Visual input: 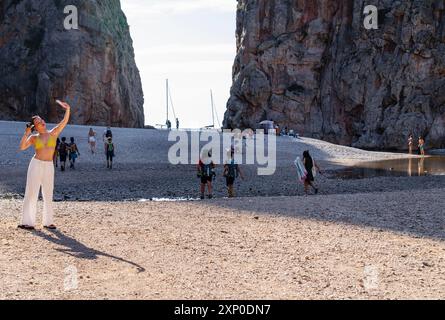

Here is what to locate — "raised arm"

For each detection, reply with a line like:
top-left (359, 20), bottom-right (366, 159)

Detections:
top-left (50, 100), bottom-right (71, 137)
top-left (19, 126), bottom-right (35, 151)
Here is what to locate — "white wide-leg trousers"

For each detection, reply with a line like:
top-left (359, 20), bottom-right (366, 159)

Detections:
top-left (21, 157), bottom-right (55, 227)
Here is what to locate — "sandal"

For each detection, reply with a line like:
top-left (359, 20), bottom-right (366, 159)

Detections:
top-left (18, 225), bottom-right (35, 230)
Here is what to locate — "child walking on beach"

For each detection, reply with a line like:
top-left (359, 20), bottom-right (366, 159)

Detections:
top-left (223, 148), bottom-right (245, 198)
top-left (197, 149), bottom-right (215, 199)
top-left (69, 137), bottom-right (80, 169)
top-left (18, 100), bottom-right (71, 230)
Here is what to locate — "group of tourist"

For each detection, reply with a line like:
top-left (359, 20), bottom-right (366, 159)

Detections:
top-left (51, 126), bottom-right (115, 171)
top-left (408, 134), bottom-right (426, 156)
top-left (196, 147), bottom-right (321, 200)
top-left (52, 136), bottom-right (80, 171)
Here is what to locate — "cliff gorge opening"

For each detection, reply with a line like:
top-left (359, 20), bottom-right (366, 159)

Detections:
top-left (224, 0), bottom-right (445, 150)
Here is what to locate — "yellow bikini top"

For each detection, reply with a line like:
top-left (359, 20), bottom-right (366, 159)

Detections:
top-left (35, 135), bottom-right (57, 150)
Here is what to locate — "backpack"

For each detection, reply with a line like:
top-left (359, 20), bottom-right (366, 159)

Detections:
top-left (201, 163), bottom-right (212, 178)
top-left (226, 159), bottom-right (238, 178)
top-left (58, 142), bottom-right (67, 155)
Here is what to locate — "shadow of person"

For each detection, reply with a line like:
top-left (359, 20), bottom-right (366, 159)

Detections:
top-left (32, 229), bottom-right (145, 273)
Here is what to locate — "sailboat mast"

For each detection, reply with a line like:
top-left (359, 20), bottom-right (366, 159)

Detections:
top-left (166, 79), bottom-right (169, 123)
top-left (210, 90), bottom-right (215, 128)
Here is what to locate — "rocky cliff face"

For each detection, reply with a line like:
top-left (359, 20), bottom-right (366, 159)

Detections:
top-left (0, 0), bottom-right (144, 127)
top-left (224, 0), bottom-right (445, 149)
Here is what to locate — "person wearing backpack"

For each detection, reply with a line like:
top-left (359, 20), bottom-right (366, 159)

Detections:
top-left (103, 126), bottom-right (113, 154)
top-left (58, 137), bottom-right (69, 172)
top-left (223, 148), bottom-right (245, 198)
top-left (197, 149), bottom-right (215, 199)
top-left (68, 137), bottom-right (80, 169)
top-left (106, 137), bottom-right (115, 169)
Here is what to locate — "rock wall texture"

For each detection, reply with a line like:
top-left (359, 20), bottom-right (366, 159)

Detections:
top-left (224, 0), bottom-right (445, 149)
top-left (0, 0), bottom-right (144, 127)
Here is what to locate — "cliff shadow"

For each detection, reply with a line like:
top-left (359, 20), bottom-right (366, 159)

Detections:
top-left (202, 189), bottom-right (445, 242)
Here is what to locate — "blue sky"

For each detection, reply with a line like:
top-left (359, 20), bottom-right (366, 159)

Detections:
top-left (120, 0), bottom-right (237, 128)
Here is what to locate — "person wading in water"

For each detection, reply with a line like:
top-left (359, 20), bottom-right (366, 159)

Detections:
top-left (18, 100), bottom-right (71, 230)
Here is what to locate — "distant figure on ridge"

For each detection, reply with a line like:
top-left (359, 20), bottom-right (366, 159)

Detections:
top-left (176, 118), bottom-right (180, 130)
top-left (18, 100), bottom-right (71, 230)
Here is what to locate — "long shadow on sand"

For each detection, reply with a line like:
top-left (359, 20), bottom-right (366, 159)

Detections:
top-left (32, 229), bottom-right (145, 273)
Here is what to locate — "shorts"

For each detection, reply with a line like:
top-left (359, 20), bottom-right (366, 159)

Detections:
top-left (89, 137), bottom-right (96, 143)
top-left (69, 153), bottom-right (77, 161)
top-left (225, 176), bottom-right (235, 186)
top-left (59, 154), bottom-right (67, 162)
top-left (107, 151), bottom-right (114, 161)
top-left (200, 176), bottom-right (212, 184)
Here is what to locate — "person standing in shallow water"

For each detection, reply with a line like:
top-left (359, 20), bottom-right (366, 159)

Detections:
top-left (18, 100), bottom-right (71, 230)
top-left (408, 134), bottom-right (414, 154)
top-left (418, 136), bottom-right (426, 156)
top-left (302, 150), bottom-right (321, 195)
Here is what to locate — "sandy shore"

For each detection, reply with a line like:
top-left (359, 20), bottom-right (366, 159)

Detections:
top-left (1, 189), bottom-right (444, 300)
top-left (1, 120), bottom-right (445, 299)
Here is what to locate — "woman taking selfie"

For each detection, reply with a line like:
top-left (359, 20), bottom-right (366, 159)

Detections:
top-left (18, 100), bottom-right (71, 230)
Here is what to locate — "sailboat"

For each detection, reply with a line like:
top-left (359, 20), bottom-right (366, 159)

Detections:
top-left (164, 79), bottom-right (178, 129)
top-left (204, 89), bottom-right (221, 130)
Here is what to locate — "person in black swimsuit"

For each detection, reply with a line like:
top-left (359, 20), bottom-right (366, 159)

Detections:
top-left (303, 150), bottom-right (321, 195)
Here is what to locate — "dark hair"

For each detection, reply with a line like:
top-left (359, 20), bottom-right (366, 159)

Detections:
top-left (62, 137), bottom-right (66, 142)
top-left (27, 115), bottom-right (39, 132)
top-left (303, 150), bottom-right (311, 158)
top-left (70, 137), bottom-right (75, 143)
